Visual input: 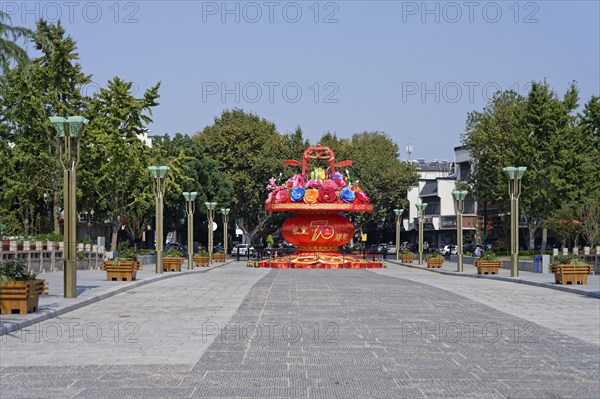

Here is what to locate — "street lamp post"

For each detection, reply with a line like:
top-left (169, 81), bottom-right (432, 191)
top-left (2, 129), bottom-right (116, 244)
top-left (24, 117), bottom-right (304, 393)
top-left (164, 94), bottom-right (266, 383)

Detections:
top-left (452, 190), bottom-right (468, 272)
top-left (416, 202), bottom-right (428, 265)
top-left (183, 192), bottom-right (198, 270)
top-left (221, 208), bottom-right (230, 258)
top-left (205, 202), bottom-right (217, 263)
top-left (49, 116), bottom-right (89, 298)
top-left (393, 209), bottom-right (404, 261)
top-left (149, 165), bottom-right (170, 274)
top-left (503, 166), bottom-right (526, 277)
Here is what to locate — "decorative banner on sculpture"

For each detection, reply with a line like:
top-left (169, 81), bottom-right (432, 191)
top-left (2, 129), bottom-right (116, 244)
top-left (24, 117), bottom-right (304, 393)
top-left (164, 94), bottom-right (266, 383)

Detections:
top-left (282, 214), bottom-right (354, 248)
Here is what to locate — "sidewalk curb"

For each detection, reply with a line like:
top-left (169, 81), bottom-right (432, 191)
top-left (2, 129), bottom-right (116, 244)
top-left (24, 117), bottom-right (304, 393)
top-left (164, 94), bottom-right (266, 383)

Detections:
top-left (385, 260), bottom-right (600, 299)
top-left (0, 261), bottom-right (235, 336)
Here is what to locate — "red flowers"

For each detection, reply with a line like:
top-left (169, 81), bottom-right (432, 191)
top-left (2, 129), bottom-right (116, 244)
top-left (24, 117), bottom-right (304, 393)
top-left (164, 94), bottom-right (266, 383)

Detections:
top-left (318, 187), bottom-right (337, 203)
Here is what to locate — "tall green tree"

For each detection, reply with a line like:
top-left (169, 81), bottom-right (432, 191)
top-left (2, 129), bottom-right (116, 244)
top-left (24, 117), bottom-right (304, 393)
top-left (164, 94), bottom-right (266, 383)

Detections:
top-left (195, 109), bottom-right (305, 245)
top-left (463, 81), bottom-right (599, 252)
top-left (0, 20), bottom-right (91, 235)
top-left (151, 133), bottom-right (233, 246)
top-left (80, 77), bottom-right (160, 250)
top-left (462, 90), bottom-right (525, 206)
top-left (518, 81), bottom-right (597, 250)
top-left (318, 131), bottom-right (418, 238)
top-left (0, 11), bottom-right (33, 71)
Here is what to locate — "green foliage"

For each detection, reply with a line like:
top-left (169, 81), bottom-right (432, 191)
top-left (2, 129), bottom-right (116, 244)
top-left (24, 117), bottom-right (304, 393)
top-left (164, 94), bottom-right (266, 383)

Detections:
top-left (462, 81), bottom-right (600, 250)
top-left (151, 133), bottom-right (233, 236)
top-left (80, 77), bottom-right (160, 250)
top-left (575, 192), bottom-right (600, 247)
top-left (425, 253), bottom-right (443, 260)
top-left (0, 11), bottom-right (33, 71)
top-left (195, 250), bottom-right (209, 256)
top-left (0, 259), bottom-right (37, 282)
top-left (463, 90), bottom-right (524, 205)
top-left (34, 232), bottom-right (63, 242)
top-left (480, 250), bottom-right (498, 260)
top-left (0, 20), bottom-right (91, 236)
top-left (400, 248), bottom-right (413, 254)
top-left (114, 242), bottom-right (137, 262)
top-left (195, 109), bottom-right (303, 245)
top-left (163, 248), bottom-right (183, 257)
top-left (318, 131), bottom-right (418, 231)
top-left (554, 255), bottom-right (585, 265)
top-left (545, 206), bottom-right (581, 249)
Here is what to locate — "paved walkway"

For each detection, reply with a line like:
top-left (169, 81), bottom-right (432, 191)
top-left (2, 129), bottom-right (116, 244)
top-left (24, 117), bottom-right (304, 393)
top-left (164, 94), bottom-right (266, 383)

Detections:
top-left (387, 258), bottom-right (600, 298)
top-left (0, 260), bottom-right (237, 335)
top-left (1, 263), bottom-right (599, 398)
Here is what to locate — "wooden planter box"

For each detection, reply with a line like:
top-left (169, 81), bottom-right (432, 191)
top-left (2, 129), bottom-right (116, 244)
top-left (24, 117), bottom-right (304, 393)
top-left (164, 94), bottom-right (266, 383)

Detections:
top-left (0, 280), bottom-right (48, 315)
top-left (549, 264), bottom-right (593, 285)
top-left (475, 259), bottom-right (502, 275)
top-left (212, 253), bottom-right (226, 262)
top-left (194, 255), bottom-right (210, 267)
top-left (400, 253), bottom-right (415, 263)
top-left (102, 260), bottom-right (141, 281)
top-left (163, 257), bottom-right (184, 272)
top-left (426, 257), bottom-right (444, 268)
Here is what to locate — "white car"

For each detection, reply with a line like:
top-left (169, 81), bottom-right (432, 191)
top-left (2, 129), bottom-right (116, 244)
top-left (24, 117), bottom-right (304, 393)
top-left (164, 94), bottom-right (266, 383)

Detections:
top-left (234, 244), bottom-right (255, 256)
top-left (440, 245), bottom-right (458, 256)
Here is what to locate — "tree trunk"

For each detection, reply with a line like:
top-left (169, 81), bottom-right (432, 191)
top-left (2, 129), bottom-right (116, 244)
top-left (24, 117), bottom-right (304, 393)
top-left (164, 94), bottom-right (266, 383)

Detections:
top-left (528, 219), bottom-right (538, 250)
top-left (111, 224), bottom-right (119, 251)
top-left (541, 227), bottom-right (548, 255)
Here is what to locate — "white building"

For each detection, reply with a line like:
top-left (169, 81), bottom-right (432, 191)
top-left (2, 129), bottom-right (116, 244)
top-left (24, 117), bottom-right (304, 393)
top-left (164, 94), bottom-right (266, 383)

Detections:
top-left (404, 148), bottom-right (477, 248)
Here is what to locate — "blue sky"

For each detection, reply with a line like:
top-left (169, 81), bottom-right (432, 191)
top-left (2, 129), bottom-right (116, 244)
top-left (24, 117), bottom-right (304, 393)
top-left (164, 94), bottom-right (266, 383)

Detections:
top-left (9, 0), bottom-right (600, 161)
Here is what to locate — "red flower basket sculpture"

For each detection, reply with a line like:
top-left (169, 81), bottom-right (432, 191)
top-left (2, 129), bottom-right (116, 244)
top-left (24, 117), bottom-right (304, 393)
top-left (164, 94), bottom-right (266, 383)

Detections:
top-left (259, 144), bottom-right (381, 269)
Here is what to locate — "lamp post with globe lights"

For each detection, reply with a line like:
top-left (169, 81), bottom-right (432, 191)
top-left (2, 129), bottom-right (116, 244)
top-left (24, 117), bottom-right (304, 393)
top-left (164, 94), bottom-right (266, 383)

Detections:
top-left (503, 166), bottom-right (526, 277)
top-left (183, 192), bottom-right (198, 270)
top-left (49, 116), bottom-right (89, 298)
top-left (452, 190), bottom-right (468, 272)
top-left (149, 165), bottom-right (170, 274)
top-left (205, 202), bottom-right (217, 263)
top-left (393, 208), bottom-right (404, 261)
top-left (416, 202), bottom-right (428, 265)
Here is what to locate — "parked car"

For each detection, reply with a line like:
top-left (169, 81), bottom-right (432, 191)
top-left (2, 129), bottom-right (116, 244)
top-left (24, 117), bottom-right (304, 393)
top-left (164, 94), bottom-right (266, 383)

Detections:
top-left (386, 245), bottom-right (397, 255)
top-left (165, 242), bottom-right (186, 252)
top-left (367, 244), bottom-right (387, 254)
top-left (440, 244), bottom-right (457, 256)
top-left (233, 244), bottom-right (255, 256)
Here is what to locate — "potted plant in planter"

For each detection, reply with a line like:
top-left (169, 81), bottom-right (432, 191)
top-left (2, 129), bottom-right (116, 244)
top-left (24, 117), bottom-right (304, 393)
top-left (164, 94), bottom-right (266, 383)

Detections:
top-left (549, 255), bottom-right (593, 285)
top-left (475, 250), bottom-right (502, 275)
top-left (163, 248), bottom-right (184, 272)
top-left (0, 259), bottom-right (48, 315)
top-left (194, 250), bottom-right (210, 267)
top-left (102, 243), bottom-right (141, 281)
top-left (212, 250), bottom-right (226, 263)
top-left (425, 253), bottom-right (444, 268)
top-left (400, 248), bottom-right (415, 263)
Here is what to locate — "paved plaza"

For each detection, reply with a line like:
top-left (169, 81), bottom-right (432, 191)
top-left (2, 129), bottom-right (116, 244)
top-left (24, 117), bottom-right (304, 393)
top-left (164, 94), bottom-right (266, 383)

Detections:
top-left (1, 262), bottom-right (599, 398)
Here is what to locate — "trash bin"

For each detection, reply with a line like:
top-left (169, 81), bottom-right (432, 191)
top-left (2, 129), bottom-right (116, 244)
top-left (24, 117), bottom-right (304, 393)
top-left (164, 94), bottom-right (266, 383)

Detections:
top-left (533, 255), bottom-right (542, 273)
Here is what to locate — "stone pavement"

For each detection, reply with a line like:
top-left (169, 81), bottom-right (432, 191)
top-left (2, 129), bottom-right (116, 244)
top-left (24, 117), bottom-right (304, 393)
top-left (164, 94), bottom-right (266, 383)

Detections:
top-left (0, 260), bottom-right (236, 335)
top-left (388, 258), bottom-right (600, 298)
top-left (1, 263), bottom-right (599, 398)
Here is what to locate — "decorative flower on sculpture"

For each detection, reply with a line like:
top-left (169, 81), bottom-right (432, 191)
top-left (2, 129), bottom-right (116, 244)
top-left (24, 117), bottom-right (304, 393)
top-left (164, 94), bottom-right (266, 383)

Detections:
top-left (318, 187), bottom-right (337, 203)
top-left (266, 145), bottom-right (370, 206)
top-left (291, 187), bottom-right (306, 202)
top-left (340, 187), bottom-right (355, 203)
top-left (303, 189), bottom-right (319, 204)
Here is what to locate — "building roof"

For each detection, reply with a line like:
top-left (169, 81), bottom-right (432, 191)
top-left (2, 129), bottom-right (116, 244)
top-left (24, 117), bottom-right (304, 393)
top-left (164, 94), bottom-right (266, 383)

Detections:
top-left (419, 181), bottom-right (438, 197)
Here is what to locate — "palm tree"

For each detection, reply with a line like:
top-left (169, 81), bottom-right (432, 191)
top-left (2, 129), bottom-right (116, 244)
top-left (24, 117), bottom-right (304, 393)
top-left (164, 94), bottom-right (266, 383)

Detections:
top-left (0, 11), bottom-right (33, 70)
